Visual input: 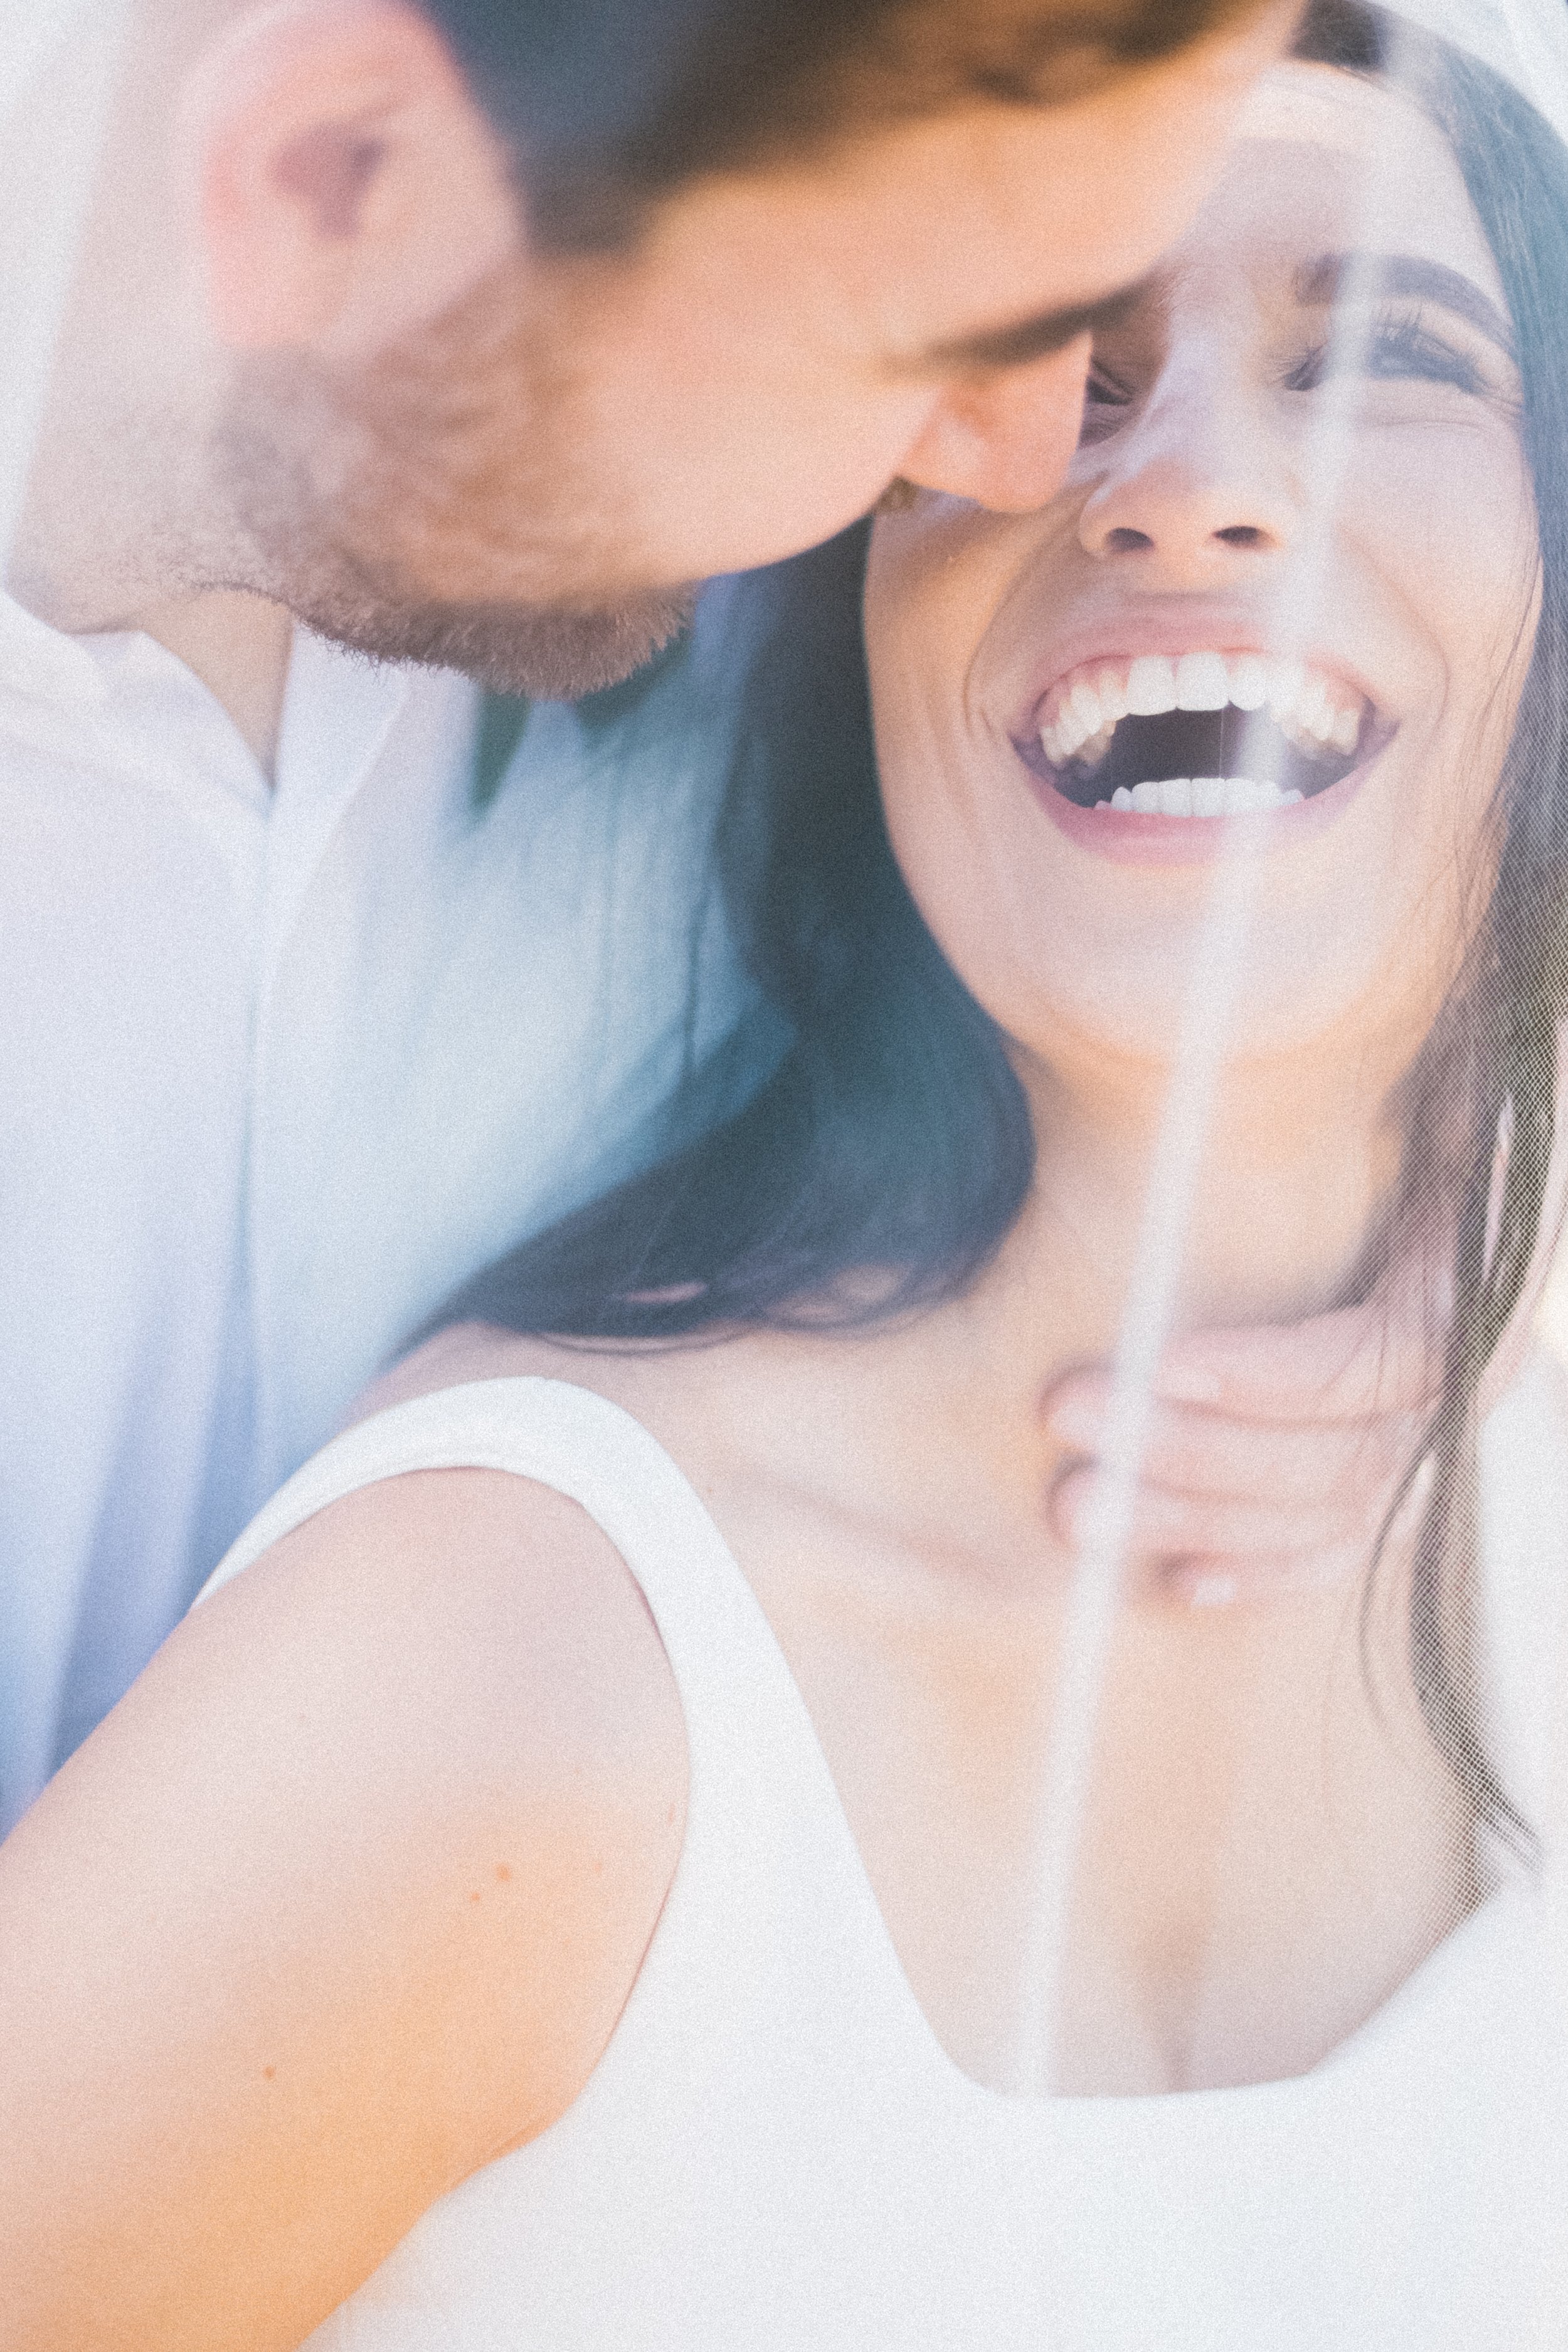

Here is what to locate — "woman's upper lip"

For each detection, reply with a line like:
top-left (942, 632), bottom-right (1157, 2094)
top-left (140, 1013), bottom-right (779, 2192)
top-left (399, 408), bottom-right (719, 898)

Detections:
top-left (1008, 612), bottom-right (1387, 740)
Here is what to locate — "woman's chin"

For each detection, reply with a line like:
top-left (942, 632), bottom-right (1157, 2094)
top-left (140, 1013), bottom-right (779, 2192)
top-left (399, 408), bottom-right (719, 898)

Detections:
top-left (998, 924), bottom-right (1406, 1074)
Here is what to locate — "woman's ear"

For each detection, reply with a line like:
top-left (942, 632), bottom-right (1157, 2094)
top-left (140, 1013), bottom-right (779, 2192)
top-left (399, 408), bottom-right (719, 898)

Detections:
top-left (179, 0), bottom-right (522, 359)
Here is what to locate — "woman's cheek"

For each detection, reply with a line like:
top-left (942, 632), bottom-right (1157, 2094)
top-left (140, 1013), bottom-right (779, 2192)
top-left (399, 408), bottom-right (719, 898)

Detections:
top-left (1350, 423), bottom-right (1535, 675)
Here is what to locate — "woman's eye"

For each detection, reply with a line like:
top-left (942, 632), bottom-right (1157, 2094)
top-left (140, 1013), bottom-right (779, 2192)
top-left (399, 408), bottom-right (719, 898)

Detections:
top-left (1083, 366), bottom-right (1133, 408)
top-left (1079, 364), bottom-right (1136, 439)
top-left (1287, 307), bottom-right (1488, 398)
top-left (1365, 316), bottom-right (1487, 393)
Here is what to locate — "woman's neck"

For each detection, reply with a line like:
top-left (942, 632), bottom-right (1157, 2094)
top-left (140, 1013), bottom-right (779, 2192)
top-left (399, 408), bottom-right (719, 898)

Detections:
top-left (620, 1036), bottom-right (1413, 1590)
top-left (1010, 1039), bottom-right (1407, 1352)
top-left (748, 1039), bottom-right (1411, 1573)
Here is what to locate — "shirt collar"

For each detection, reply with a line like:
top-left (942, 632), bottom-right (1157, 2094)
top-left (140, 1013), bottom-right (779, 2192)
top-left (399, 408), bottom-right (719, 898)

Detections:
top-left (0, 591), bottom-right (109, 709)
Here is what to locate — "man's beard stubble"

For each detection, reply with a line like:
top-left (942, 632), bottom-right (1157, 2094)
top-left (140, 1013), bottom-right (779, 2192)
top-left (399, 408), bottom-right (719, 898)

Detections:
top-left (270, 577), bottom-right (699, 701)
top-left (216, 269), bottom-right (697, 699)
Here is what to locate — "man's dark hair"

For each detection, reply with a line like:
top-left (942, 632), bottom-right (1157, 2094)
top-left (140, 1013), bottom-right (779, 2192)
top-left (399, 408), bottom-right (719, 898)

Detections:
top-left (418, 0), bottom-right (1270, 251)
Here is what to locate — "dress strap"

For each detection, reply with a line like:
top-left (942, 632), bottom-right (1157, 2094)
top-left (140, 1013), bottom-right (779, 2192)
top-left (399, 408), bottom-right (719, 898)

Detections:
top-left (197, 1372), bottom-right (810, 1724)
top-left (194, 1375), bottom-right (859, 1910)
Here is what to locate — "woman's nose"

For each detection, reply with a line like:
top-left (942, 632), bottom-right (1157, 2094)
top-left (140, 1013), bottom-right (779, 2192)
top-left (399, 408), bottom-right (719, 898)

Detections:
top-left (1076, 364), bottom-right (1295, 583)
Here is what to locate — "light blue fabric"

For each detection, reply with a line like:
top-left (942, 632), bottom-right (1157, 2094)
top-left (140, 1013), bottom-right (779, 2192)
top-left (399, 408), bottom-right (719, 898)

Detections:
top-left (0, 583), bottom-right (775, 1826)
top-left (243, 596), bottom-right (777, 1491)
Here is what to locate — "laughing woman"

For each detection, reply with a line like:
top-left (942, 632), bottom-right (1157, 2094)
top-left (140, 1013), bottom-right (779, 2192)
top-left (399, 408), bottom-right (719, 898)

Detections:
top-left (5, 5), bottom-right (1568, 2346)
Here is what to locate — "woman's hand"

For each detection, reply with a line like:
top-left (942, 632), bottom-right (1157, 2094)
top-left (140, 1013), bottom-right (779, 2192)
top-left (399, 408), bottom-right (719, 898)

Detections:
top-left (1045, 1300), bottom-right (1436, 1604)
top-left (1045, 1113), bottom-right (1568, 1608)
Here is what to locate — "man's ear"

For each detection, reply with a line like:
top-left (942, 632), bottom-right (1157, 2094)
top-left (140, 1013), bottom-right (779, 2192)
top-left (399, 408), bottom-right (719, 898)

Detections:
top-left (179, 0), bottom-right (522, 358)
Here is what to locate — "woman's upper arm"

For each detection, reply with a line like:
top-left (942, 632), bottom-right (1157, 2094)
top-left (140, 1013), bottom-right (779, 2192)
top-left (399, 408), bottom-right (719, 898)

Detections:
top-left (0, 1468), bottom-right (685, 2352)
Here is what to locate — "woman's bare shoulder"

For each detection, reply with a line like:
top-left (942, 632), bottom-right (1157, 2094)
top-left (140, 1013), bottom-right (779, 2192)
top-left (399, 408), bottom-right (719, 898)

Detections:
top-left (0, 1406), bottom-right (684, 2351)
top-left (220, 1441), bottom-right (682, 1775)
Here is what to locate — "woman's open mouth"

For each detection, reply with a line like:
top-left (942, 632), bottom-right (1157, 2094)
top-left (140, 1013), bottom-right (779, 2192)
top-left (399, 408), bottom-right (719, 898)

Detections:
top-left (1015, 650), bottom-right (1392, 840)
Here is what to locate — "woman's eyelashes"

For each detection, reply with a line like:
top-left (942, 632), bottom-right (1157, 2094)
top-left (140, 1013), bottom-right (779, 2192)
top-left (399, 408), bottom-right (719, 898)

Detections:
top-left (1076, 301), bottom-right (1509, 450)
top-left (1078, 361), bottom-right (1137, 442)
top-left (1283, 304), bottom-right (1495, 398)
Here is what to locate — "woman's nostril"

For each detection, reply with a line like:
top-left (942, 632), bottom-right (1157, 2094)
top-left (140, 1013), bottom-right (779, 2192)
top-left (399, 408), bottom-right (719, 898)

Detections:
top-left (1217, 525), bottom-right (1268, 548)
top-left (1105, 527), bottom-right (1154, 554)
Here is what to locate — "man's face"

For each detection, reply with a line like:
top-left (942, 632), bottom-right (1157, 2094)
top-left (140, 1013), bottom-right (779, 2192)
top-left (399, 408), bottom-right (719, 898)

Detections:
top-left (223, 8), bottom-right (1296, 694)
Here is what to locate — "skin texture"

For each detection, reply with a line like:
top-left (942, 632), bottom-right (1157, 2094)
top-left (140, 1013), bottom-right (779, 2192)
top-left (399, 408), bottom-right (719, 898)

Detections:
top-left (1, 63), bottom-right (1559, 2351)
top-left (9, 0), bottom-right (1296, 724)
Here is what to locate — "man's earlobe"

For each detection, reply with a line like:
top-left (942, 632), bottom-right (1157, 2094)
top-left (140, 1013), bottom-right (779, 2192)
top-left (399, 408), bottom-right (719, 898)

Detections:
top-left (179, 0), bottom-right (522, 358)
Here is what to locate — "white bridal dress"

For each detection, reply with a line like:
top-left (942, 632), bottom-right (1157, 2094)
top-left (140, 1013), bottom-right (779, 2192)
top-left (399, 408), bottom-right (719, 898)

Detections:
top-left (198, 1365), bottom-right (1568, 2352)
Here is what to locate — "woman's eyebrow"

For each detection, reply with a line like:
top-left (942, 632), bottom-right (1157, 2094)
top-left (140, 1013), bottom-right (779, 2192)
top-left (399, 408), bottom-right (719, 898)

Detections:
top-left (1296, 250), bottom-right (1517, 358)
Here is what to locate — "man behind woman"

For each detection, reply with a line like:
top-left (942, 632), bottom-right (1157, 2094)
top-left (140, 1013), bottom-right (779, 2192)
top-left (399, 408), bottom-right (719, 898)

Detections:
top-left (0, 0), bottom-right (1311, 1828)
top-left (4, 4), bottom-right (1567, 2344)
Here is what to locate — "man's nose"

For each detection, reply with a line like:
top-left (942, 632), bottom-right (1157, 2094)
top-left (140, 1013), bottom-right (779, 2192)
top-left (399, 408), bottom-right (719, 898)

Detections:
top-left (896, 336), bottom-right (1095, 513)
top-left (1076, 364), bottom-right (1296, 584)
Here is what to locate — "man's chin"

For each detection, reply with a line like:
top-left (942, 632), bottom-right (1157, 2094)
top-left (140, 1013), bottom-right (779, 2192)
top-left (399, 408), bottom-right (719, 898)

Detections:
top-left (291, 584), bottom-right (700, 699)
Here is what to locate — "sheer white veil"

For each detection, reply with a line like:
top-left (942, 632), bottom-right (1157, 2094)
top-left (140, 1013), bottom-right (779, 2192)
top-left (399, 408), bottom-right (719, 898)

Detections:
top-left (1338, 0), bottom-right (1568, 1904)
top-left (1009, 0), bottom-right (1568, 2134)
top-left (0, 2), bottom-right (130, 575)
top-left (1395, 0), bottom-right (1568, 142)
top-left (0, 0), bottom-right (1563, 2320)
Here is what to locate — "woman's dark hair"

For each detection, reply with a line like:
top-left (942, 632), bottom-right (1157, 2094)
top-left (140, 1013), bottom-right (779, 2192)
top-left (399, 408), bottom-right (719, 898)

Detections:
top-left (445, 3), bottom-right (1568, 1846)
top-left (1300, 1), bottom-right (1568, 1853)
top-left (420, 0), bottom-right (1268, 252)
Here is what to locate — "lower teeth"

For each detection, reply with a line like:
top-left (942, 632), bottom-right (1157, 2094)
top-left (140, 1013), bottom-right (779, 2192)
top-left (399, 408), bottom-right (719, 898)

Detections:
top-left (1099, 776), bottom-right (1306, 818)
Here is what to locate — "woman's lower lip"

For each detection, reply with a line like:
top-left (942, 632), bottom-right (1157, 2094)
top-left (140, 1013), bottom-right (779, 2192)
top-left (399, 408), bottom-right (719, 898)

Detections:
top-left (1024, 752), bottom-right (1382, 866)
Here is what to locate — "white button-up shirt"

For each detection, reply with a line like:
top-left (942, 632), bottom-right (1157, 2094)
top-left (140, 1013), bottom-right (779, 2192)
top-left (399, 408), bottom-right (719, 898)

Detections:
top-left (0, 591), bottom-right (758, 1826)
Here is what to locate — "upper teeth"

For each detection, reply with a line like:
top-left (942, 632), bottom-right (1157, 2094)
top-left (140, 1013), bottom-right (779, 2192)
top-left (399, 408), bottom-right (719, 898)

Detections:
top-left (1039, 652), bottom-right (1367, 770)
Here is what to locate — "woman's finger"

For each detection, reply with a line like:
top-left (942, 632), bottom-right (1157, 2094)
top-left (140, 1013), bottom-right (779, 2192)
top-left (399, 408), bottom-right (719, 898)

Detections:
top-left (1155, 1539), bottom-right (1384, 1611)
top-left (1148, 1283), bottom-right (1445, 1421)
top-left (1045, 1389), bottom-right (1422, 1510)
top-left (1048, 1459), bottom-right (1358, 1565)
top-left (1154, 1463), bottom-right (1438, 1609)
